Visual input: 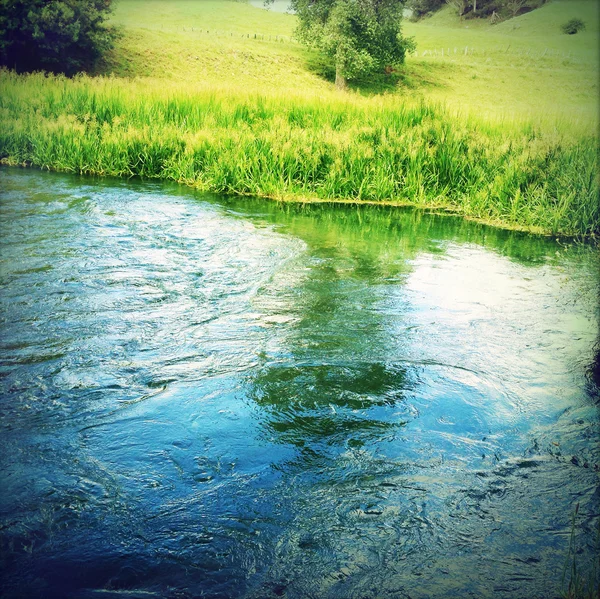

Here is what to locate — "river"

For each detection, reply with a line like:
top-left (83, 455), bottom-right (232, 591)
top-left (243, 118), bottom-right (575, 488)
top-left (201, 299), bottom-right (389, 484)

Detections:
top-left (1, 168), bottom-right (598, 598)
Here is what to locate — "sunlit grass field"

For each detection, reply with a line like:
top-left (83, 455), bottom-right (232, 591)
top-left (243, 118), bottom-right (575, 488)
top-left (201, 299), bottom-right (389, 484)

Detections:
top-left (0, 0), bottom-right (598, 235)
top-left (102, 0), bottom-right (599, 124)
top-left (402, 1), bottom-right (599, 123)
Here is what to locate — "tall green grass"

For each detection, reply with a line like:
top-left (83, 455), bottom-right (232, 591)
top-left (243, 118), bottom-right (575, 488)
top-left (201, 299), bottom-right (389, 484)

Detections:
top-left (0, 70), bottom-right (598, 236)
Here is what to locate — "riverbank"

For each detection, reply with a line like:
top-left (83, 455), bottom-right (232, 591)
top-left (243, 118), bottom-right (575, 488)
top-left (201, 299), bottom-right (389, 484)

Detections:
top-left (0, 0), bottom-right (598, 237)
top-left (1, 70), bottom-right (598, 237)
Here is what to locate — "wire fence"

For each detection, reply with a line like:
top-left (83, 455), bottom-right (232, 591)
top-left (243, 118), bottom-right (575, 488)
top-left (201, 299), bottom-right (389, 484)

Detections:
top-left (414, 45), bottom-right (575, 60)
top-left (159, 26), bottom-right (297, 43)
top-left (155, 27), bottom-right (579, 61)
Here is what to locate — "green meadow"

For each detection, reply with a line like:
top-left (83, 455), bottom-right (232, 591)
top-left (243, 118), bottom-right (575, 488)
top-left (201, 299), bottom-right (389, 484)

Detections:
top-left (0, 0), bottom-right (598, 236)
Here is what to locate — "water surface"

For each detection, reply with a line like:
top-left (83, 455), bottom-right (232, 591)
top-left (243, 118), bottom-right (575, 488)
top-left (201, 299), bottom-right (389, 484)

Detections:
top-left (0, 168), bottom-right (598, 598)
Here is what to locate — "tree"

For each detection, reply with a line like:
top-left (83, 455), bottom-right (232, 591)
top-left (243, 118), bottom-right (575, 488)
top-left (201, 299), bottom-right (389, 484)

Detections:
top-left (446, 0), bottom-right (469, 17)
top-left (406, 0), bottom-right (445, 19)
top-left (278, 0), bottom-right (414, 90)
top-left (0, 0), bottom-right (116, 75)
top-left (504, 0), bottom-right (527, 17)
top-left (433, 0), bottom-right (546, 20)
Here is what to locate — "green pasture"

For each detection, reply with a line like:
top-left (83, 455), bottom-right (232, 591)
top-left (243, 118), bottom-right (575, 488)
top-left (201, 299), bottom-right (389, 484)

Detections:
top-left (103, 0), bottom-right (599, 125)
top-left (402, 1), bottom-right (599, 123)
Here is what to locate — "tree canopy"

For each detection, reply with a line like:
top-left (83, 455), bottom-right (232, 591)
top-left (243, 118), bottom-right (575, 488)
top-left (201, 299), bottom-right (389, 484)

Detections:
top-left (278, 0), bottom-right (414, 89)
top-left (406, 0), bottom-right (547, 20)
top-left (0, 0), bottom-right (116, 75)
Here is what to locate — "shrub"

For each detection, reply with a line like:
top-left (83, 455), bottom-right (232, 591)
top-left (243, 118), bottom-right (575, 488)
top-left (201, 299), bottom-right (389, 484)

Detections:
top-left (0, 0), bottom-right (116, 75)
top-left (561, 18), bottom-right (585, 35)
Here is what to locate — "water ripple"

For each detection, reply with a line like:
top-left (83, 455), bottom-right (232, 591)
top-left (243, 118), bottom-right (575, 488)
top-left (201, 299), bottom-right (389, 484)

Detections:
top-left (1, 169), bottom-right (598, 599)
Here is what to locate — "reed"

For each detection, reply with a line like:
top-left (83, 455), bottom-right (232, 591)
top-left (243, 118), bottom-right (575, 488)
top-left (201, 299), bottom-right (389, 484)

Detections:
top-left (561, 503), bottom-right (600, 599)
top-left (0, 70), bottom-right (598, 236)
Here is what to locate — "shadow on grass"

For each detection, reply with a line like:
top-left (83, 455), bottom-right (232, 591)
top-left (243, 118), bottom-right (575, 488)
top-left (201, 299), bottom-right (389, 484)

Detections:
top-left (303, 49), bottom-right (453, 95)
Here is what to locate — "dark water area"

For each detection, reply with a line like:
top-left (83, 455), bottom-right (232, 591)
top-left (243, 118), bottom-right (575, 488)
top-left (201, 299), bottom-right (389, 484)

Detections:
top-left (0, 167), bottom-right (598, 599)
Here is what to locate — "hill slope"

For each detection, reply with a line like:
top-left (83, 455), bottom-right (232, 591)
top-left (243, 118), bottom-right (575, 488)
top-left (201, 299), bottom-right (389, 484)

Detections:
top-left (102, 0), bottom-right (599, 124)
top-left (402, 0), bottom-right (599, 122)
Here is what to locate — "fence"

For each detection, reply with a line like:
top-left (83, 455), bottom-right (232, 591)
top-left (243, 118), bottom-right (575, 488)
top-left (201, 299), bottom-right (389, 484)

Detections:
top-left (152, 27), bottom-right (577, 61)
top-left (414, 46), bottom-right (574, 60)
top-left (158, 25), bottom-right (297, 43)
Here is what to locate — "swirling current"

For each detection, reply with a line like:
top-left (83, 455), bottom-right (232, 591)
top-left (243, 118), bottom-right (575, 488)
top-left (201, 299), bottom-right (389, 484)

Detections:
top-left (0, 168), bottom-right (599, 599)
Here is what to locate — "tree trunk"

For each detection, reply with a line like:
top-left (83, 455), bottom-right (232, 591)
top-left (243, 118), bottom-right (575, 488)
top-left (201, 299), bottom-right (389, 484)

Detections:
top-left (335, 63), bottom-right (347, 90)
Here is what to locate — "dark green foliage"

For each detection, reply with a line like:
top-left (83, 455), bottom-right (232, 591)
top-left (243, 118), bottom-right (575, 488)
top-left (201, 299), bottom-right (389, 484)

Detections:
top-left (411, 0), bottom-right (547, 20)
top-left (561, 18), bottom-right (585, 35)
top-left (0, 0), bottom-right (116, 75)
top-left (406, 0), bottom-right (445, 19)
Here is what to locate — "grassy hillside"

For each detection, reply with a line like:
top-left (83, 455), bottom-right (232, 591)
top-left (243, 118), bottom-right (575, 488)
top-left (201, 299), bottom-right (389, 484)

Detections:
top-left (0, 0), bottom-right (598, 236)
top-left (101, 0), bottom-right (312, 89)
top-left (403, 1), bottom-right (599, 123)
top-left (102, 0), bottom-right (599, 125)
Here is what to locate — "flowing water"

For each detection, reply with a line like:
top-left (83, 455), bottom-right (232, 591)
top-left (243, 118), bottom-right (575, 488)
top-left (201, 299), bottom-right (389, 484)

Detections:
top-left (0, 168), bottom-right (598, 599)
